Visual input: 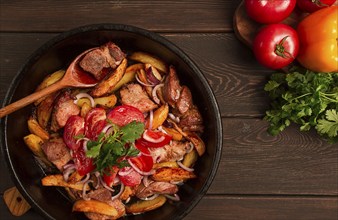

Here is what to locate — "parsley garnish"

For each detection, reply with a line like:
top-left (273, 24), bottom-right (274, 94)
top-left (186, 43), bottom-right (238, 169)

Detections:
top-left (264, 66), bottom-right (338, 143)
top-left (85, 121), bottom-right (145, 173)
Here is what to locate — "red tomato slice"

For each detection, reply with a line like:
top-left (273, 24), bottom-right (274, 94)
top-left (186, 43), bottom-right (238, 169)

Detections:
top-left (118, 167), bottom-right (142, 186)
top-left (103, 166), bottom-right (119, 187)
top-left (137, 130), bottom-right (172, 148)
top-left (72, 147), bottom-right (95, 176)
top-left (85, 107), bottom-right (107, 140)
top-left (107, 105), bottom-right (145, 127)
top-left (129, 154), bottom-right (153, 172)
top-left (63, 115), bottom-right (85, 150)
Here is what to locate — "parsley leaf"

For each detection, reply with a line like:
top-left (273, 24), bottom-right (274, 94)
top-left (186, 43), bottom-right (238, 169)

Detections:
top-left (85, 121), bottom-right (145, 173)
top-left (264, 66), bottom-right (338, 143)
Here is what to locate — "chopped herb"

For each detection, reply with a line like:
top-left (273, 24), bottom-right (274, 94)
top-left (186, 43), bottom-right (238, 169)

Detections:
top-left (85, 121), bottom-right (145, 173)
top-left (264, 66), bottom-right (338, 143)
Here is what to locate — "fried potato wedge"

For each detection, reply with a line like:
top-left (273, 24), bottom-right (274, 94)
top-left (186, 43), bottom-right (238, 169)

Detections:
top-left (91, 58), bottom-right (127, 97)
top-left (137, 68), bottom-right (153, 97)
top-left (126, 195), bottom-right (166, 214)
top-left (182, 148), bottom-right (198, 168)
top-left (129, 52), bottom-right (167, 74)
top-left (23, 134), bottom-right (52, 166)
top-left (72, 200), bottom-right (119, 217)
top-left (27, 117), bottom-right (49, 141)
top-left (153, 161), bottom-right (179, 169)
top-left (34, 70), bottom-right (65, 105)
top-left (41, 174), bottom-right (89, 191)
top-left (120, 186), bottom-right (135, 201)
top-left (67, 171), bottom-right (84, 184)
top-left (36, 93), bottom-right (58, 129)
top-left (185, 132), bottom-right (205, 156)
top-left (80, 102), bottom-right (91, 118)
top-left (148, 104), bottom-right (169, 129)
top-left (161, 126), bottom-right (183, 141)
top-left (151, 167), bottom-right (196, 182)
top-left (94, 94), bottom-right (117, 108)
top-left (111, 63), bottom-right (143, 92)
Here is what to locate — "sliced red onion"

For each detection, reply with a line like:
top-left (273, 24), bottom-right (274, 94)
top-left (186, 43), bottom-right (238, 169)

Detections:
top-left (164, 194), bottom-right (180, 201)
top-left (94, 172), bottom-right (101, 189)
top-left (186, 142), bottom-right (194, 153)
top-left (146, 66), bottom-right (161, 85)
top-left (111, 183), bottom-right (125, 201)
top-left (75, 137), bottom-right (90, 145)
top-left (63, 163), bottom-right (76, 170)
top-left (142, 175), bottom-right (154, 187)
top-left (63, 167), bottom-right (76, 182)
top-left (83, 139), bottom-right (89, 152)
top-left (140, 193), bottom-right (159, 201)
top-left (79, 173), bottom-right (91, 184)
top-left (118, 167), bottom-right (134, 176)
top-left (101, 177), bottom-right (115, 192)
top-left (148, 110), bottom-right (154, 130)
top-left (142, 130), bottom-right (165, 143)
top-left (82, 180), bottom-right (93, 201)
top-left (113, 176), bottom-right (121, 185)
top-left (128, 158), bottom-right (155, 176)
top-left (135, 74), bottom-right (154, 87)
top-left (125, 197), bottom-right (131, 204)
top-left (101, 124), bottom-right (113, 134)
top-left (74, 92), bottom-right (95, 107)
top-left (177, 161), bottom-right (194, 172)
top-left (152, 83), bottom-right (164, 104)
top-left (168, 113), bottom-right (180, 123)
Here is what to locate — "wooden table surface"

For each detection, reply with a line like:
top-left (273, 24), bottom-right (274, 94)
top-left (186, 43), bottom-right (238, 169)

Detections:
top-left (0, 1), bottom-right (337, 219)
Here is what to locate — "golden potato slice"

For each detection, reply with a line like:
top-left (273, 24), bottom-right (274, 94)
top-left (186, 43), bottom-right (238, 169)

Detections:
top-left (119, 186), bottom-right (135, 201)
top-left (36, 93), bottom-right (58, 129)
top-left (161, 126), bottom-right (183, 141)
top-left (72, 200), bottom-right (119, 217)
top-left (91, 58), bottom-right (127, 97)
top-left (34, 70), bottom-right (65, 105)
top-left (129, 52), bottom-right (168, 74)
top-left (80, 102), bottom-right (91, 118)
top-left (126, 195), bottom-right (166, 214)
top-left (27, 117), bottom-right (49, 141)
top-left (76, 98), bottom-right (91, 107)
top-left (41, 174), bottom-right (89, 191)
top-left (67, 171), bottom-right (84, 184)
top-left (148, 104), bottom-right (169, 129)
top-left (151, 167), bottom-right (196, 182)
top-left (23, 134), bottom-right (52, 166)
top-left (94, 94), bottom-right (117, 108)
top-left (111, 63), bottom-right (142, 92)
top-left (153, 161), bottom-right (179, 169)
top-left (137, 68), bottom-right (153, 97)
top-left (182, 148), bottom-right (198, 168)
top-left (185, 132), bottom-right (205, 156)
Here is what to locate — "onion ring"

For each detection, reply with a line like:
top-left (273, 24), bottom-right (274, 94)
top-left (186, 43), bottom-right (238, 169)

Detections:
top-left (74, 93), bottom-right (95, 107)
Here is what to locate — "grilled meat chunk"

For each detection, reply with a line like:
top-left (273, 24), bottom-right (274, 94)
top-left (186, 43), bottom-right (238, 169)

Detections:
top-left (84, 199), bottom-right (126, 220)
top-left (87, 188), bottom-right (112, 202)
top-left (150, 140), bottom-right (190, 163)
top-left (176, 86), bottom-right (193, 115)
top-left (120, 83), bottom-right (157, 113)
top-left (163, 66), bottom-right (182, 108)
top-left (80, 42), bottom-right (125, 81)
top-left (41, 137), bottom-right (71, 170)
top-left (50, 90), bottom-right (80, 131)
top-left (135, 182), bottom-right (178, 199)
top-left (179, 106), bottom-right (204, 133)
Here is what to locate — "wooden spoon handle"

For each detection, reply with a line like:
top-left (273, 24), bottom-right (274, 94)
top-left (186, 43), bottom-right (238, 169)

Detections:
top-left (0, 80), bottom-right (66, 118)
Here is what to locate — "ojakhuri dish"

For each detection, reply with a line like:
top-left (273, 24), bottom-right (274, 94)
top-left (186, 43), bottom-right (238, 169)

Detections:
top-left (1, 24), bottom-right (222, 220)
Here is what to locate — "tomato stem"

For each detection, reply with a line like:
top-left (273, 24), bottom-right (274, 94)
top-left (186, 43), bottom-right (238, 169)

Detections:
top-left (275, 36), bottom-right (294, 59)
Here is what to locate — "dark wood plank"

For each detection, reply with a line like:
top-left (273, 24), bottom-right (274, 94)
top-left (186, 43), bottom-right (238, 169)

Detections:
top-left (187, 195), bottom-right (338, 220)
top-left (208, 118), bottom-right (338, 195)
top-left (0, 0), bottom-right (239, 33)
top-left (1, 194), bottom-right (337, 220)
top-left (0, 33), bottom-right (272, 117)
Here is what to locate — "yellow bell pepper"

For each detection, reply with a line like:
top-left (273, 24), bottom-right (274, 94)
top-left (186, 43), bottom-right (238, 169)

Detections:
top-left (297, 6), bottom-right (338, 72)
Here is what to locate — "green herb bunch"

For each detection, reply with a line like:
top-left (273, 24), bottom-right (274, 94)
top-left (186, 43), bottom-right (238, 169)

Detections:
top-left (85, 121), bottom-right (145, 173)
top-left (264, 66), bottom-right (338, 143)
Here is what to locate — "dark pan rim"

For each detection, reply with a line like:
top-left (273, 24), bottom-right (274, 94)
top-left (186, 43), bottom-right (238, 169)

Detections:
top-left (0, 23), bottom-right (223, 220)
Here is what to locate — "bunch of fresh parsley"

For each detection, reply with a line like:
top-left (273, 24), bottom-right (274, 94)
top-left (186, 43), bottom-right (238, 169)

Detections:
top-left (85, 121), bottom-right (145, 173)
top-left (264, 66), bottom-right (338, 143)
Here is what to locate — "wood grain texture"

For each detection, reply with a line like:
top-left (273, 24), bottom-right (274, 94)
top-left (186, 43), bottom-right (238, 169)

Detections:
top-left (0, 0), bottom-right (239, 33)
top-left (208, 118), bottom-right (338, 195)
top-left (187, 195), bottom-right (338, 220)
top-left (0, 33), bottom-right (272, 117)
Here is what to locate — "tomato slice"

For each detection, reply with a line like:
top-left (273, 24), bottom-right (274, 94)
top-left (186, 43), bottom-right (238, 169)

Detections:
top-left (85, 107), bottom-right (107, 140)
top-left (118, 167), bottom-right (142, 186)
top-left (137, 130), bottom-right (172, 148)
top-left (102, 166), bottom-right (119, 187)
top-left (129, 154), bottom-right (153, 172)
top-left (72, 147), bottom-right (95, 176)
top-left (63, 115), bottom-right (85, 150)
top-left (107, 105), bottom-right (145, 127)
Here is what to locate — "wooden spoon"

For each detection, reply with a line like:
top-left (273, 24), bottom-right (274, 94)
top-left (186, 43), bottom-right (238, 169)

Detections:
top-left (0, 47), bottom-right (99, 118)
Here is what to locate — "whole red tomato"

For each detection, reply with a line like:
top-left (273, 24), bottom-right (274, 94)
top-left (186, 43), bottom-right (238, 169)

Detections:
top-left (245, 0), bottom-right (296, 24)
top-left (253, 24), bottom-right (299, 70)
top-left (297, 0), bottom-right (336, 13)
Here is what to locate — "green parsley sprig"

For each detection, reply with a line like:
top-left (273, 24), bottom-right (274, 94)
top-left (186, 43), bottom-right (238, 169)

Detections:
top-left (264, 66), bottom-right (338, 143)
top-left (85, 121), bottom-right (145, 173)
